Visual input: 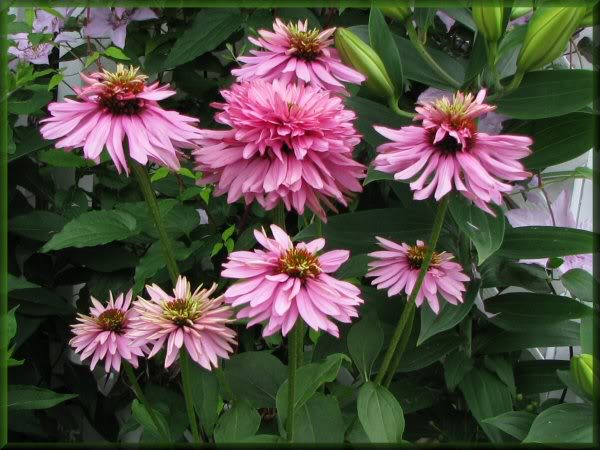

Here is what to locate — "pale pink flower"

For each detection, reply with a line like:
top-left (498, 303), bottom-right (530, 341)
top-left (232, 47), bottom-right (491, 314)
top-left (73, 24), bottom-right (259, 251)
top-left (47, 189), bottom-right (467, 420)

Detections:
top-left (505, 189), bottom-right (593, 274)
top-left (373, 89), bottom-right (532, 214)
top-left (193, 80), bottom-right (365, 220)
top-left (40, 64), bottom-right (202, 174)
top-left (129, 277), bottom-right (236, 370)
top-left (84, 8), bottom-right (157, 49)
top-left (70, 290), bottom-right (146, 373)
top-left (222, 225), bottom-right (364, 337)
top-left (8, 33), bottom-right (53, 67)
top-left (232, 19), bottom-right (365, 94)
top-left (367, 237), bottom-right (470, 314)
top-left (33, 7), bottom-right (76, 34)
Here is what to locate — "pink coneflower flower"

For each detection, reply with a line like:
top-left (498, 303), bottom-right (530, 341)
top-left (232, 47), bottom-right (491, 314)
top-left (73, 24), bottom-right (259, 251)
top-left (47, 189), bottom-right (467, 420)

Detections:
top-left (40, 64), bottom-right (202, 174)
top-left (506, 189), bottom-right (593, 274)
top-left (373, 89), bottom-right (532, 214)
top-left (84, 8), bottom-right (158, 49)
top-left (193, 80), bottom-right (365, 220)
top-left (70, 290), bottom-right (145, 373)
top-left (129, 276), bottom-right (236, 370)
top-left (232, 19), bottom-right (365, 94)
top-left (366, 237), bottom-right (470, 314)
top-left (222, 225), bottom-right (364, 337)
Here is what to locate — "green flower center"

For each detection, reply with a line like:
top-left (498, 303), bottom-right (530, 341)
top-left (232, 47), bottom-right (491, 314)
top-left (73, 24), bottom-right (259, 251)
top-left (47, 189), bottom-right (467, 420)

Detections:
top-left (163, 298), bottom-right (201, 327)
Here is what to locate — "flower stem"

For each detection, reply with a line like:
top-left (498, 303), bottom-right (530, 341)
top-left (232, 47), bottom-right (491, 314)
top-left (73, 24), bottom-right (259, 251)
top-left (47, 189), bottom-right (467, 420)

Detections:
top-left (405, 20), bottom-right (461, 89)
top-left (123, 362), bottom-right (170, 441)
top-left (129, 160), bottom-right (179, 285)
top-left (504, 70), bottom-right (524, 94)
top-left (180, 349), bottom-right (202, 443)
top-left (286, 320), bottom-right (302, 442)
top-left (388, 97), bottom-right (416, 119)
top-left (374, 195), bottom-right (450, 385)
top-left (273, 202), bottom-right (286, 231)
top-left (382, 302), bottom-right (416, 388)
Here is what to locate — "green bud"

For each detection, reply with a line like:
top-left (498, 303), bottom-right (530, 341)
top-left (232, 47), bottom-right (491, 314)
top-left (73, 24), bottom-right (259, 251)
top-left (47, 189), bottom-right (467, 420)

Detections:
top-left (571, 354), bottom-right (598, 398)
top-left (379, 6), bottom-right (412, 23)
top-left (580, 7), bottom-right (596, 27)
top-left (516, 393), bottom-right (524, 401)
top-left (472, 0), bottom-right (505, 42)
top-left (517, 6), bottom-right (588, 73)
top-left (335, 27), bottom-right (395, 100)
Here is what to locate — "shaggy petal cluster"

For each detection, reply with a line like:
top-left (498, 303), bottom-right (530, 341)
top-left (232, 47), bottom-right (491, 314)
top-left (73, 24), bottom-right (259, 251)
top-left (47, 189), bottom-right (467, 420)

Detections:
top-left (366, 237), bottom-right (470, 314)
top-left (373, 89), bottom-right (532, 214)
top-left (129, 276), bottom-right (236, 370)
top-left (84, 8), bottom-right (158, 49)
top-left (505, 189), bottom-right (593, 274)
top-left (70, 290), bottom-right (145, 373)
top-left (222, 225), bottom-right (363, 337)
top-left (193, 80), bottom-right (365, 220)
top-left (232, 19), bottom-right (365, 94)
top-left (40, 64), bottom-right (203, 174)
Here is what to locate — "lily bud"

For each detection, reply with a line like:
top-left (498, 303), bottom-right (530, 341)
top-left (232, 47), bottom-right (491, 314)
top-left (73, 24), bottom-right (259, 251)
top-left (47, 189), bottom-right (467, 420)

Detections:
top-left (379, 6), bottom-right (412, 23)
top-left (335, 27), bottom-right (395, 100)
top-left (472, 0), bottom-right (505, 42)
top-left (570, 354), bottom-right (597, 398)
top-left (580, 7), bottom-right (596, 27)
top-left (517, 6), bottom-right (588, 73)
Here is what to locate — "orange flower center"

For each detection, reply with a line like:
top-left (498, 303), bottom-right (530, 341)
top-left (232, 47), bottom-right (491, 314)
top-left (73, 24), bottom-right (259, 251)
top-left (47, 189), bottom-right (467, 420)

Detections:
top-left (406, 244), bottom-right (442, 270)
top-left (98, 64), bottom-right (147, 115)
top-left (97, 308), bottom-right (125, 333)
top-left (288, 23), bottom-right (322, 60)
top-left (279, 247), bottom-right (321, 279)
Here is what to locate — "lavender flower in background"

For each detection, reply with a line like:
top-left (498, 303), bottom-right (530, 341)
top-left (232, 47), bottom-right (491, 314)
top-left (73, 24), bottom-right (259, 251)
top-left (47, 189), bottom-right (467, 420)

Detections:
top-left (33, 7), bottom-right (76, 33)
top-left (84, 8), bottom-right (158, 49)
top-left (8, 33), bottom-right (53, 68)
top-left (505, 189), bottom-right (593, 274)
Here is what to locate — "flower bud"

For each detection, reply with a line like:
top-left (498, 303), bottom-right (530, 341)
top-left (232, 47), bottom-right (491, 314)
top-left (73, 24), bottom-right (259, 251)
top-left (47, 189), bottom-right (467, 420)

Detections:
top-left (510, 7), bottom-right (532, 21)
top-left (580, 7), bottom-right (596, 27)
top-left (335, 27), bottom-right (395, 100)
top-left (571, 354), bottom-right (598, 398)
top-left (379, 6), bottom-right (412, 23)
top-left (472, 0), bottom-right (505, 42)
top-left (517, 6), bottom-right (588, 73)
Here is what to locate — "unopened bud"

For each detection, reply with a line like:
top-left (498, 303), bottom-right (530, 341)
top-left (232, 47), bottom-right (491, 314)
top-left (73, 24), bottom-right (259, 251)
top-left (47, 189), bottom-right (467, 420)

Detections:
top-left (472, 0), bottom-right (505, 42)
top-left (335, 27), bottom-right (395, 100)
top-left (380, 6), bottom-right (412, 23)
top-left (571, 354), bottom-right (598, 398)
top-left (517, 6), bottom-right (588, 73)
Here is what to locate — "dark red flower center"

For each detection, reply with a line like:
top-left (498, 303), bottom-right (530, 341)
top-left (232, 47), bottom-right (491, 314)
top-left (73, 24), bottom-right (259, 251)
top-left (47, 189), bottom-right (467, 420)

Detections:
top-left (97, 308), bottom-right (125, 333)
top-left (279, 247), bottom-right (321, 279)
top-left (434, 133), bottom-right (463, 154)
top-left (97, 65), bottom-right (147, 115)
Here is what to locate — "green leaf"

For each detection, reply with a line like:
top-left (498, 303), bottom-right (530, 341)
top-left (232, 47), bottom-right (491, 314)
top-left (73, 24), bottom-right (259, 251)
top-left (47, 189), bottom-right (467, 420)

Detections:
top-left (363, 167), bottom-right (394, 185)
top-left (9, 211), bottom-right (67, 241)
top-left (482, 411), bottom-right (535, 441)
top-left (458, 368), bottom-right (513, 443)
top-left (214, 401), bottom-right (261, 444)
top-left (484, 356), bottom-right (516, 397)
top-left (6, 306), bottom-right (19, 343)
top-left (223, 351), bottom-right (287, 408)
top-left (9, 287), bottom-right (74, 316)
top-left (562, 268), bottom-right (597, 303)
top-left (47, 73), bottom-right (63, 91)
top-left (164, 10), bottom-right (241, 70)
top-left (369, 8), bottom-right (403, 95)
top-left (8, 385), bottom-right (77, 410)
top-left (150, 167), bottom-right (169, 182)
top-left (38, 149), bottom-right (91, 168)
top-left (515, 360), bottom-right (570, 395)
top-left (295, 205), bottom-right (434, 255)
top-left (449, 195), bottom-right (505, 264)
top-left (7, 274), bottom-right (38, 292)
top-left (389, 378), bottom-right (438, 414)
top-left (523, 403), bottom-right (593, 443)
top-left (8, 85), bottom-right (53, 115)
top-left (276, 353), bottom-right (349, 428)
top-left (187, 364), bottom-right (219, 435)
top-left (580, 316), bottom-right (593, 354)
top-left (293, 393), bottom-right (345, 443)
top-left (444, 350), bottom-right (474, 392)
top-left (357, 382), bottom-right (405, 443)
top-left (131, 399), bottom-right (171, 442)
top-left (418, 279), bottom-right (481, 345)
top-left (480, 255), bottom-right (551, 292)
top-left (485, 292), bottom-right (592, 331)
top-left (334, 254), bottom-right (370, 280)
top-left (42, 210), bottom-right (138, 252)
top-left (399, 331), bottom-right (463, 373)
top-left (495, 70), bottom-right (594, 119)
top-left (556, 369), bottom-right (592, 403)
top-left (497, 226), bottom-right (595, 259)
top-left (103, 46), bottom-right (130, 60)
top-left (222, 224), bottom-right (235, 241)
top-left (506, 113), bottom-right (594, 170)
top-left (347, 314), bottom-right (384, 381)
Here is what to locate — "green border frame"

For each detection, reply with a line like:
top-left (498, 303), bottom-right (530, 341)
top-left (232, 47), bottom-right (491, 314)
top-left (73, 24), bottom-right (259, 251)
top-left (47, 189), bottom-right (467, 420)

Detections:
top-left (0, 0), bottom-right (598, 447)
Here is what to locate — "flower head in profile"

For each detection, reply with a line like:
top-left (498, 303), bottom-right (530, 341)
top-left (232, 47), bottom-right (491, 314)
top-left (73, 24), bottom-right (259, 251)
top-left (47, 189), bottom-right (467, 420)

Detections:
top-left (70, 290), bottom-right (145, 373)
top-left (40, 64), bottom-right (202, 174)
top-left (222, 225), bottom-right (363, 337)
top-left (366, 237), bottom-right (470, 314)
top-left (232, 19), bottom-right (365, 94)
top-left (506, 189), bottom-right (592, 274)
top-left (129, 276), bottom-right (236, 370)
top-left (194, 80), bottom-right (365, 220)
top-left (373, 89), bottom-right (532, 214)
top-left (84, 8), bottom-right (158, 49)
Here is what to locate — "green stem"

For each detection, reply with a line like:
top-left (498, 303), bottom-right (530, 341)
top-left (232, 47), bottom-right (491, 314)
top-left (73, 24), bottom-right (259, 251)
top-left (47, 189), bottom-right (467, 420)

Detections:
top-left (286, 321), bottom-right (302, 442)
top-left (129, 160), bottom-right (179, 285)
top-left (123, 362), bottom-right (170, 441)
top-left (374, 195), bottom-right (450, 385)
top-left (504, 70), bottom-right (524, 94)
top-left (382, 302), bottom-right (416, 387)
top-left (180, 349), bottom-right (202, 443)
top-left (486, 40), bottom-right (502, 92)
top-left (388, 97), bottom-right (416, 119)
top-left (405, 20), bottom-right (461, 89)
top-left (273, 202), bottom-right (286, 231)
top-left (296, 320), bottom-right (304, 368)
